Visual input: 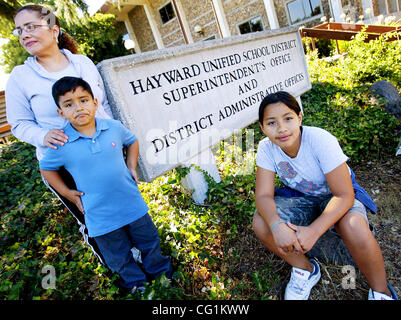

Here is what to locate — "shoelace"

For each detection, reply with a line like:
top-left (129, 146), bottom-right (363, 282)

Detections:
top-left (289, 274), bottom-right (307, 294)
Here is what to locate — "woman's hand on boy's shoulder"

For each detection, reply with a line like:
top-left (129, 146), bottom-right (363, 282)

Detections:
top-left (44, 129), bottom-right (68, 149)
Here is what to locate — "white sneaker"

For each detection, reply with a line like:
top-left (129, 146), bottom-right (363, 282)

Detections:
top-left (284, 259), bottom-right (321, 300)
top-left (368, 283), bottom-right (398, 300)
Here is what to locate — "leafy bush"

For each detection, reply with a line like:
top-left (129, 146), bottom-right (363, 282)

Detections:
top-left (1, 28), bottom-right (400, 300)
top-left (303, 30), bottom-right (400, 159)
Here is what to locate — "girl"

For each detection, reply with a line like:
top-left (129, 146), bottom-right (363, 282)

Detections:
top-left (252, 91), bottom-right (397, 300)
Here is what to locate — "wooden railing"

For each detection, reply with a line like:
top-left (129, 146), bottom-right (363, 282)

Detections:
top-left (0, 90), bottom-right (12, 140)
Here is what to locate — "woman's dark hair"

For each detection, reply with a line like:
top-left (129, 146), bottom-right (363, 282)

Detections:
top-left (52, 77), bottom-right (94, 108)
top-left (14, 4), bottom-right (79, 54)
top-left (258, 91), bottom-right (301, 124)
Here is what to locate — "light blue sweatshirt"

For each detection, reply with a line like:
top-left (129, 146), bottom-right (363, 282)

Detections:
top-left (5, 49), bottom-right (113, 160)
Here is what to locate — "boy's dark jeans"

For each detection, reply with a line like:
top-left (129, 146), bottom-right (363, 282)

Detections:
top-left (94, 213), bottom-right (172, 289)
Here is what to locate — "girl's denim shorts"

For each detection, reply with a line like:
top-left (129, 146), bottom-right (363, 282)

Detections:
top-left (256, 194), bottom-right (369, 228)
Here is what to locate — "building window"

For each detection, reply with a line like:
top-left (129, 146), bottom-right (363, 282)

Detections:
top-left (238, 16), bottom-right (264, 34)
top-left (379, 0), bottom-right (401, 14)
top-left (286, 0), bottom-right (322, 24)
top-left (378, 0), bottom-right (388, 14)
top-left (203, 35), bottom-right (216, 41)
top-left (159, 2), bottom-right (175, 24)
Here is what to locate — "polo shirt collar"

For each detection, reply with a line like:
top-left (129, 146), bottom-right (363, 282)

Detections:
top-left (64, 118), bottom-right (109, 142)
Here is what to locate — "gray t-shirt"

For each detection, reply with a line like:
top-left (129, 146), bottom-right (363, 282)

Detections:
top-left (256, 126), bottom-right (349, 196)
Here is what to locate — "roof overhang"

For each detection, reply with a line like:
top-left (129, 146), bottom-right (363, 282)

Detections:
top-left (300, 22), bottom-right (401, 42)
top-left (98, 0), bottom-right (147, 20)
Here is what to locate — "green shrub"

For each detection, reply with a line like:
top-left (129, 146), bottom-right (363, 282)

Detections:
top-left (304, 30), bottom-right (400, 160)
top-left (1, 27), bottom-right (400, 300)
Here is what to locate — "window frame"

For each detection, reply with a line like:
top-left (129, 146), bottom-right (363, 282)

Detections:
top-left (203, 34), bottom-right (217, 41)
top-left (285, 0), bottom-right (324, 26)
top-left (236, 15), bottom-right (264, 35)
top-left (158, 1), bottom-right (177, 25)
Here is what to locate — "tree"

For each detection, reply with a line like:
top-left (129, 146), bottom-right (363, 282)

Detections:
top-left (0, 0), bottom-right (22, 37)
top-left (0, 0), bottom-right (88, 39)
top-left (0, 0), bottom-right (87, 25)
top-left (0, 0), bottom-right (128, 72)
top-left (68, 13), bottom-right (129, 65)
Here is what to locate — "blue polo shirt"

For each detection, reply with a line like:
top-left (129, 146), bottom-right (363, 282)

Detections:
top-left (39, 118), bottom-right (149, 237)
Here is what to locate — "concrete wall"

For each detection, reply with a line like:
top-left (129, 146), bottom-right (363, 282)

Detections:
top-left (180, 0), bottom-right (220, 41)
top-left (120, 0), bottom-right (399, 53)
top-left (223, 0), bottom-right (270, 33)
top-left (124, 0), bottom-right (332, 52)
top-left (128, 5), bottom-right (158, 51)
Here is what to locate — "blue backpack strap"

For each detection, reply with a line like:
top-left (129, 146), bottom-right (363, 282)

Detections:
top-left (274, 186), bottom-right (304, 197)
top-left (349, 168), bottom-right (377, 214)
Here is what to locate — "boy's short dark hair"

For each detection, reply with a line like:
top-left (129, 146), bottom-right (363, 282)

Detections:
top-left (52, 76), bottom-right (94, 108)
top-left (258, 91), bottom-right (301, 124)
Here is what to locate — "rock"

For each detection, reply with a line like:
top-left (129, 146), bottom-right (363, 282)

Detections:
top-left (307, 229), bottom-right (356, 267)
top-left (369, 80), bottom-right (401, 118)
top-left (307, 223), bottom-right (376, 267)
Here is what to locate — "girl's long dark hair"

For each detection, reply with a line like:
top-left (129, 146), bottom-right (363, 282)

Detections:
top-left (14, 4), bottom-right (79, 54)
top-left (258, 91), bottom-right (301, 124)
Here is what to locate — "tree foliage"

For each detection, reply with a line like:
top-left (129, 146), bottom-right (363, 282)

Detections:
top-left (0, 0), bottom-right (128, 72)
top-left (0, 0), bottom-right (87, 25)
top-left (68, 13), bottom-right (129, 65)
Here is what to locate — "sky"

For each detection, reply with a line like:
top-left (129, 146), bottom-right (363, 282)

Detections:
top-left (86, 0), bottom-right (105, 15)
top-left (0, 0), bottom-right (106, 90)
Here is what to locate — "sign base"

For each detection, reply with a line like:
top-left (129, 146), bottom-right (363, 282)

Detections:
top-left (180, 148), bottom-right (221, 204)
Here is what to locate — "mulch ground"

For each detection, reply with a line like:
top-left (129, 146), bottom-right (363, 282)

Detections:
top-left (226, 156), bottom-right (401, 300)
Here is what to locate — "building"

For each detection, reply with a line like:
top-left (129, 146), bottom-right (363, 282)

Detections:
top-left (99, 0), bottom-right (401, 53)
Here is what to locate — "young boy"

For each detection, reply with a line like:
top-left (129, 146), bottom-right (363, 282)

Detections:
top-left (39, 76), bottom-right (172, 293)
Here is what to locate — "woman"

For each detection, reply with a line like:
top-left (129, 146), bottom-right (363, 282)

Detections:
top-left (6, 4), bottom-right (112, 159)
top-left (5, 4), bottom-right (113, 264)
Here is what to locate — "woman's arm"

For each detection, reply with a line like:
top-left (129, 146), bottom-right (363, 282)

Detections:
top-left (126, 140), bottom-right (140, 183)
top-left (40, 169), bottom-right (85, 213)
top-left (6, 73), bottom-right (68, 149)
top-left (288, 162), bottom-right (354, 252)
top-left (6, 75), bottom-right (48, 148)
top-left (255, 166), bottom-right (304, 255)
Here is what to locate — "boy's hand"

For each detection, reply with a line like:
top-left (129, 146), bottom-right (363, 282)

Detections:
top-left (129, 168), bottom-right (140, 184)
top-left (272, 223), bottom-right (304, 256)
top-left (286, 222), bottom-right (319, 253)
top-left (63, 189), bottom-right (85, 214)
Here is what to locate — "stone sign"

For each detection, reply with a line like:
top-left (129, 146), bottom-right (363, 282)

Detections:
top-left (98, 26), bottom-right (311, 182)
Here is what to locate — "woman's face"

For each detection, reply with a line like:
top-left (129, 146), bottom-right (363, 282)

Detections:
top-left (14, 10), bottom-right (59, 56)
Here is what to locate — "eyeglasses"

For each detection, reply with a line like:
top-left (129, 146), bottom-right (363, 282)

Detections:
top-left (12, 24), bottom-right (50, 37)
